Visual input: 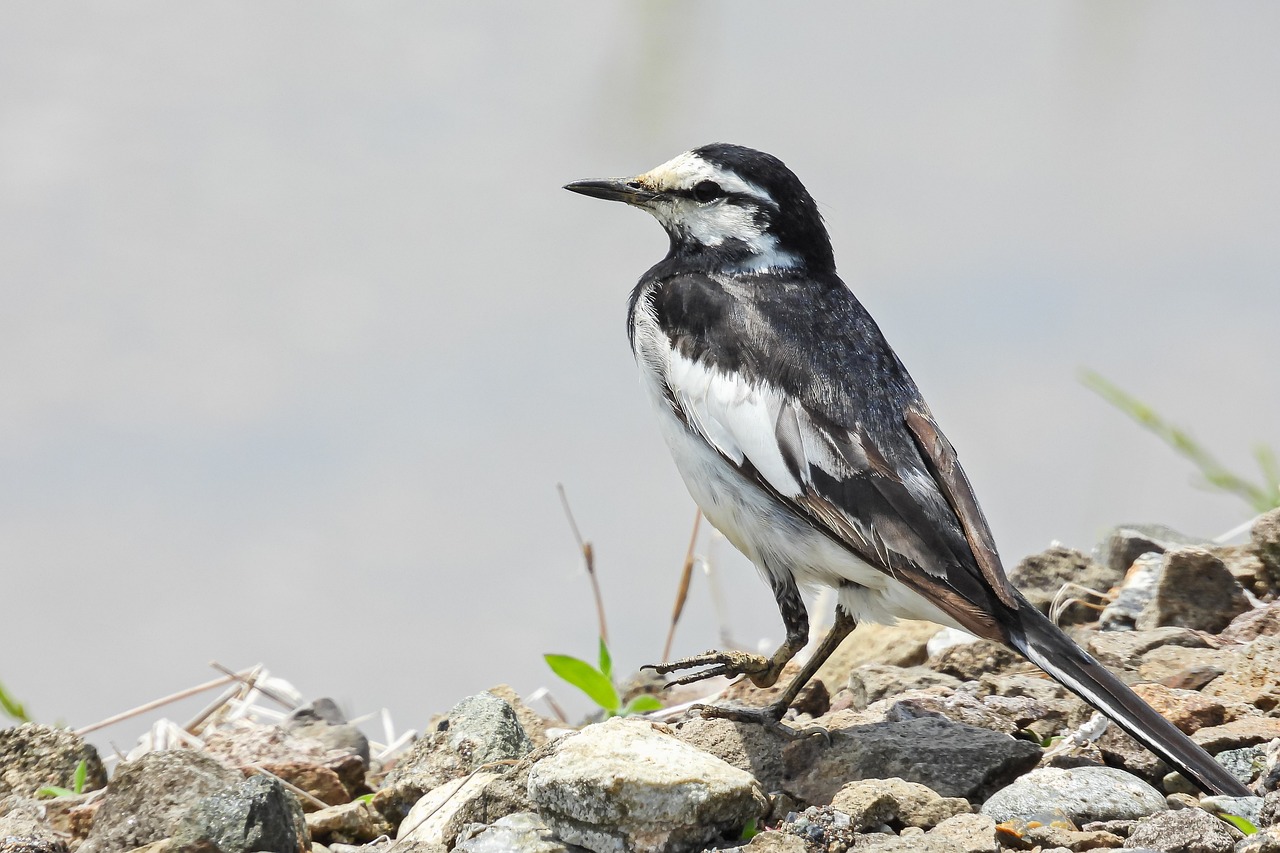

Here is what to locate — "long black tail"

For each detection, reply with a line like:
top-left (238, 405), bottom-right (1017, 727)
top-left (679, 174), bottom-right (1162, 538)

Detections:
top-left (1006, 596), bottom-right (1251, 797)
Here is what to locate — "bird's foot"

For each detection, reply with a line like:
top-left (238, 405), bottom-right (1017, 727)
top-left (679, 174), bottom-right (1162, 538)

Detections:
top-left (644, 649), bottom-right (780, 688)
top-left (690, 702), bottom-right (831, 743)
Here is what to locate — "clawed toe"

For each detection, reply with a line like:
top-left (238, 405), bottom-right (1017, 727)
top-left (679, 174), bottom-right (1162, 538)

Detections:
top-left (689, 702), bottom-right (829, 742)
top-left (643, 649), bottom-right (778, 688)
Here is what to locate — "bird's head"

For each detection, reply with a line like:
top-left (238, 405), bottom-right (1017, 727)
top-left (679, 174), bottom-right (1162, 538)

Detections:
top-left (566, 143), bottom-right (835, 274)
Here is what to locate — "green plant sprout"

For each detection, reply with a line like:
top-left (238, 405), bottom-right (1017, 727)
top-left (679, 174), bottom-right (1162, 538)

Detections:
top-left (544, 637), bottom-right (664, 718)
top-left (36, 760), bottom-right (88, 799)
top-left (1218, 813), bottom-right (1258, 835)
top-left (1081, 370), bottom-right (1280, 512)
top-left (0, 679), bottom-right (30, 723)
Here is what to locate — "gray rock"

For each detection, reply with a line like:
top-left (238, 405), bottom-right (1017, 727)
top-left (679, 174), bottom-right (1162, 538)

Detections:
top-left (454, 812), bottom-right (587, 852)
top-left (1200, 795), bottom-right (1264, 830)
top-left (1100, 524), bottom-right (1210, 576)
top-left (674, 716), bottom-right (789, 792)
top-left (1135, 547), bottom-right (1251, 633)
top-left (927, 813), bottom-right (999, 853)
top-left (829, 777), bottom-right (969, 830)
top-left (1010, 546), bottom-right (1125, 625)
top-left (1100, 553), bottom-right (1165, 632)
top-left (78, 749), bottom-right (240, 853)
top-left (0, 724), bottom-right (107, 798)
top-left (374, 691), bottom-right (535, 826)
top-left (1252, 509), bottom-right (1280, 589)
top-left (1259, 789), bottom-right (1280, 827)
top-left (981, 766), bottom-right (1166, 824)
top-left (846, 665), bottom-right (961, 711)
top-left (1217, 746), bottom-right (1268, 788)
top-left (172, 774), bottom-right (308, 853)
top-left (0, 796), bottom-right (67, 853)
top-left (783, 717), bottom-right (1041, 804)
top-left (526, 717), bottom-right (767, 853)
top-left (1123, 808), bottom-right (1237, 852)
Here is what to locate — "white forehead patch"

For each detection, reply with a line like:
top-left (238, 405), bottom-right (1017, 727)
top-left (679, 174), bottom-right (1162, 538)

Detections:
top-left (632, 151), bottom-right (796, 271)
top-left (638, 151), bottom-right (776, 205)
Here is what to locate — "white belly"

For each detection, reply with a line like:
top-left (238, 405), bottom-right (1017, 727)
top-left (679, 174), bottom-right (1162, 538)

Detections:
top-left (635, 355), bottom-right (962, 631)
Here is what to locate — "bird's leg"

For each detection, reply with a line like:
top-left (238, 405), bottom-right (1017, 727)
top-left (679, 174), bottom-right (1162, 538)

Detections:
top-left (646, 574), bottom-right (810, 689)
top-left (695, 608), bottom-right (858, 734)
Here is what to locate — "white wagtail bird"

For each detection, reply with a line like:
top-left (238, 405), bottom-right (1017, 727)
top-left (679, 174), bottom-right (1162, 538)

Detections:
top-left (565, 143), bottom-right (1249, 797)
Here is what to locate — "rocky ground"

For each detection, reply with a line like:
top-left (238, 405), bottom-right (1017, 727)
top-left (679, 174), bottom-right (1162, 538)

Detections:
top-left (4, 509), bottom-right (1280, 853)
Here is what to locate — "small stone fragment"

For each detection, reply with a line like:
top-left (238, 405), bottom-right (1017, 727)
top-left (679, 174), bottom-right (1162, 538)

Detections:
top-left (830, 777), bottom-right (970, 830)
top-left (1123, 807), bottom-right (1236, 852)
top-left (305, 800), bottom-right (392, 846)
top-left (1237, 826), bottom-right (1280, 853)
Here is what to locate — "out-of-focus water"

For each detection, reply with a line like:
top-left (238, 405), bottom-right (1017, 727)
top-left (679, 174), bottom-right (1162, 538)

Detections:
top-left (1, 2), bottom-right (1277, 751)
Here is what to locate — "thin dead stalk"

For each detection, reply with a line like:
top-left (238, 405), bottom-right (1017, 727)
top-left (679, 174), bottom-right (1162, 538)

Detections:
top-left (662, 509), bottom-right (702, 662)
top-left (557, 483), bottom-right (609, 646)
top-left (75, 670), bottom-right (254, 736)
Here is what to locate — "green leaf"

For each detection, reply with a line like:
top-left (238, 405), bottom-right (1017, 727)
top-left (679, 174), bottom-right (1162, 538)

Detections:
top-left (1219, 814), bottom-right (1258, 835)
top-left (544, 654), bottom-right (619, 712)
top-left (36, 786), bottom-right (75, 799)
top-left (0, 680), bottom-right (30, 722)
top-left (740, 818), bottom-right (760, 841)
top-left (357, 793), bottom-right (375, 803)
top-left (73, 759), bottom-right (87, 794)
top-left (598, 637), bottom-right (613, 681)
top-left (621, 695), bottom-right (664, 715)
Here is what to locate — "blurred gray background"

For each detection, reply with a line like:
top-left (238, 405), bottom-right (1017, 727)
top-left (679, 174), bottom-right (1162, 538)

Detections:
top-left (2, 2), bottom-right (1277, 747)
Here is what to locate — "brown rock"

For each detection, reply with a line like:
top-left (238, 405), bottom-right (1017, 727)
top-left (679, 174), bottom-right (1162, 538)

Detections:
top-left (259, 761), bottom-right (350, 811)
top-left (846, 664), bottom-right (962, 710)
top-left (1157, 665), bottom-right (1225, 691)
top-left (1192, 716), bottom-right (1280, 752)
top-left (1135, 547), bottom-right (1251, 633)
top-left (1010, 546), bottom-right (1124, 625)
top-left (926, 640), bottom-right (1025, 682)
top-left (1085, 628), bottom-right (1210, 675)
top-left (304, 799), bottom-right (392, 845)
top-left (1222, 603), bottom-right (1280, 644)
top-left (1203, 637), bottom-right (1280, 710)
top-left (1130, 683), bottom-right (1225, 734)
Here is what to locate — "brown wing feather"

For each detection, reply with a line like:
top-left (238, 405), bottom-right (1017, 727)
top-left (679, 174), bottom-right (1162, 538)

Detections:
top-left (903, 407), bottom-right (1018, 608)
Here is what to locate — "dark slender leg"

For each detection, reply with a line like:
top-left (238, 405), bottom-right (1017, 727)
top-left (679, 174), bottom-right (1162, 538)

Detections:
top-left (645, 574), bottom-right (810, 689)
top-left (696, 608), bottom-right (858, 731)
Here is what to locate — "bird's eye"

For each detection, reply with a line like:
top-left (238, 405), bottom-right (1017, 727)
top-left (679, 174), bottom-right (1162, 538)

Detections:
top-left (692, 180), bottom-right (724, 203)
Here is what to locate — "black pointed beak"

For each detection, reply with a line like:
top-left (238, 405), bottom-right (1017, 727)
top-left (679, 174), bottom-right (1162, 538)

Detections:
top-left (563, 178), bottom-right (658, 205)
